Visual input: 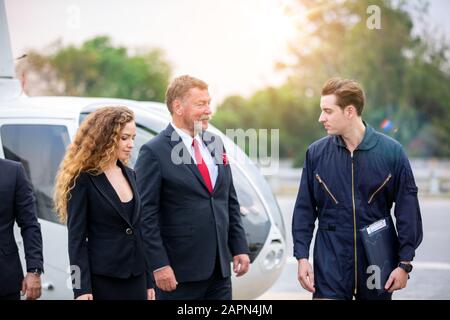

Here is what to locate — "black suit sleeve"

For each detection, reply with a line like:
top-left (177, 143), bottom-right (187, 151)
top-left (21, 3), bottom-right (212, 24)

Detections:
top-left (67, 173), bottom-right (92, 298)
top-left (135, 144), bottom-right (170, 272)
top-left (226, 165), bottom-right (250, 256)
top-left (14, 163), bottom-right (43, 271)
top-left (132, 170), bottom-right (156, 290)
top-left (146, 271), bottom-right (155, 289)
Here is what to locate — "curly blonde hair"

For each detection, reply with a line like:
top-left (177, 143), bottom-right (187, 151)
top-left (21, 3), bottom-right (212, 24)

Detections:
top-left (54, 106), bottom-right (135, 223)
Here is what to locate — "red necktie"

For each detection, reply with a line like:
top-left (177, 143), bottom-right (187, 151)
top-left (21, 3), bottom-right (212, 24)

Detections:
top-left (192, 139), bottom-right (213, 193)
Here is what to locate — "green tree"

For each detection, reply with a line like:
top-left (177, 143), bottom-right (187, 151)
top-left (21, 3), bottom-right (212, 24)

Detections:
top-left (213, 84), bottom-right (323, 166)
top-left (285, 0), bottom-right (450, 157)
top-left (213, 0), bottom-right (450, 165)
top-left (18, 36), bottom-right (171, 102)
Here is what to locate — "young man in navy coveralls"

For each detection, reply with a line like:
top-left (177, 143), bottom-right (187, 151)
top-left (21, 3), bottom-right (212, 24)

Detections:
top-left (292, 78), bottom-right (423, 300)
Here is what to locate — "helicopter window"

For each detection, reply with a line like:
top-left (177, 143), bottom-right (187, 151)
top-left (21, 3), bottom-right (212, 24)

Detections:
top-left (230, 166), bottom-right (271, 262)
top-left (1, 124), bottom-right (70, 224)
top-left (243, 163), bottom-right (286, 240)
top-left (79, 112), bottom-right (157, 169)
top-left (128, 125), bottom-right (156, 168)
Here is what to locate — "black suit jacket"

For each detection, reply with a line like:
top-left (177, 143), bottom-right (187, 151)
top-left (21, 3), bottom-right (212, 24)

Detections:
top-left (0, 158), bottom-right (43, 296)
top-left (135, 124), bottom-right (249, 283)
top-left (67, 161), bottom-right (151, 298)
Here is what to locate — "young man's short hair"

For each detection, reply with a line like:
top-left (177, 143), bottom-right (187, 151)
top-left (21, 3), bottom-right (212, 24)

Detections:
top-left (165, 75), bottom-right (208, 114)
top-left (321, 77), bottom-right (365, 115)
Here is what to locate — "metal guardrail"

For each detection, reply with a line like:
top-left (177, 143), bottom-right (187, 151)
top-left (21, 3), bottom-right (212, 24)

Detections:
top-left (261, 159), bottom-right (450, 196)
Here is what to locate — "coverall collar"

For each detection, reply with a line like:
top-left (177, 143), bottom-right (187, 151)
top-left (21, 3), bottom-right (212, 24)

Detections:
top-left (333, 121), bottom-right (379, 151)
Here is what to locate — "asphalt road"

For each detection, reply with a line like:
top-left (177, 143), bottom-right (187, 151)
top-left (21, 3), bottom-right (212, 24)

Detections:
top-left (258, 196), bottom-right (450, 300)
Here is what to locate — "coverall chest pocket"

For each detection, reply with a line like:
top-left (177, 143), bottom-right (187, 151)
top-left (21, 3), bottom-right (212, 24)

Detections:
top-left (314, 173), bottom-right (339, 206)
top-left (368, 173), bottom-right (392, 205)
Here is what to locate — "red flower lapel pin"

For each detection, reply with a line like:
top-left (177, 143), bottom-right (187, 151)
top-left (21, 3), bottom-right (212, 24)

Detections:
top-left (222, 152), bottom-right (228, 166)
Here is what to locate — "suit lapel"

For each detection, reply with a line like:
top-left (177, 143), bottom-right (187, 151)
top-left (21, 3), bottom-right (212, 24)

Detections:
top-left (212, 164), bottom-right (224, 195)
top-left (164, 124), bottom-right (211, 194)
top-left (89, 172), bottom-right (132, 226)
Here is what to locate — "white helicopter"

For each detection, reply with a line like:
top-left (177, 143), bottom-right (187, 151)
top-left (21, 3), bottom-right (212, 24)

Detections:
top-left (0, 0), bottom-right (286, 299)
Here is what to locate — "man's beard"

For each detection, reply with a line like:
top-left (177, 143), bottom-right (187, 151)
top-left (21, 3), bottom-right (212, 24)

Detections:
top-left (193, 115), bottom-right (210, 135)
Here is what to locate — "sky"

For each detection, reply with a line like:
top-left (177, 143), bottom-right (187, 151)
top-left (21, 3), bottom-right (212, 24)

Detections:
top-left (4, 0), bottom-right (450, 107)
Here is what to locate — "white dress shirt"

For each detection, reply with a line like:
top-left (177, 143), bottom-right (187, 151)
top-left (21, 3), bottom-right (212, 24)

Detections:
top-left (170, 122), bottom-right (218, 188)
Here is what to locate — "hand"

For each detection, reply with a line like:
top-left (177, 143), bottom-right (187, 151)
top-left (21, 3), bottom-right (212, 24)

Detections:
top-left (385, 266), bottom-right (409, 293)
top-left (298, 258), bottom-right (315, 293)
top-left (153, 266), bottom-right (178, 292)
top-left (233, 254), bottom-right (250, 277)
top-left (76, 294), bottom-right (93, 300)
top-left (147, 288), bottom-right (156, 300)
top-left (21, 273), bottom-right (42, 300)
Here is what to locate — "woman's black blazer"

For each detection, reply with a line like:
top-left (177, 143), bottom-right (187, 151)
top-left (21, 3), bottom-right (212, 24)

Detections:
top-left (67, 161), bottom-right (151, 297)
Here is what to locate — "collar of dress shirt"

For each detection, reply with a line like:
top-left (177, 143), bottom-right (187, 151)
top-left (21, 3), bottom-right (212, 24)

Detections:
top-left (170, 121), bottom-right (202, 149)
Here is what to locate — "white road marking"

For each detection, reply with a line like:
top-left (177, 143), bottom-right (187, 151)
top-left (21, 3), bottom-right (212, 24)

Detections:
top-left (413, 261), bottom-right (450, 271)
top-left (286, 257), bottom-right (450, 271)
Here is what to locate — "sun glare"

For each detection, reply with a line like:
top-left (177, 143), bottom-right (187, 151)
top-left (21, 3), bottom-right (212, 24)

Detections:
top-left (250, 0), bottom-right (299, 51)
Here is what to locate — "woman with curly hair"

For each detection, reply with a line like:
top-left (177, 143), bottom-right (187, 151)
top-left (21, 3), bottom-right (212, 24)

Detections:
top-left (54, 106), bottom-right (155, 300)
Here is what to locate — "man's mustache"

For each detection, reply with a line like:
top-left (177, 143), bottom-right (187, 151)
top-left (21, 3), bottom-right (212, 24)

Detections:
top-left (199, 115), bottom-right (211, 121)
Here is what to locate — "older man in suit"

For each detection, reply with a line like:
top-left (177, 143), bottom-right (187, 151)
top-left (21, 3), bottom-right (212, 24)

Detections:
top-left (0, 158), bottom-right (43, 300)
top-left (135, 75), bottom-right (250, 300)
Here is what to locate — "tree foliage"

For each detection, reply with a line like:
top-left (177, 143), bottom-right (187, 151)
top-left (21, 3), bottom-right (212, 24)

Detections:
top-left (212, 0), bottom-right (450, 165)
top-left (18, 36), bottom-right (171, 102)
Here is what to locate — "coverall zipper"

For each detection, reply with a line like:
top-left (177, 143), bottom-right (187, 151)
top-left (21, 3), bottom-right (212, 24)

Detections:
top-left (315, 174), bottom-right (339, 204)
top-left (368, 174), bottom-right (392, 204)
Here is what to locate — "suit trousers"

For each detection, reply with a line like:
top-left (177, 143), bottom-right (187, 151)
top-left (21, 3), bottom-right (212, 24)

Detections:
top-left (156, 255), bottom-right (232, 300)
top-left (90, 273), bottom-right (147, 300)
top-left (0, 292), bottom-right (20, 300)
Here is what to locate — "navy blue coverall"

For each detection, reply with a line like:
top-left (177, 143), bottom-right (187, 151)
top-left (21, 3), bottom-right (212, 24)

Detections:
top-left (292, 123), bottom-right (423, 300)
